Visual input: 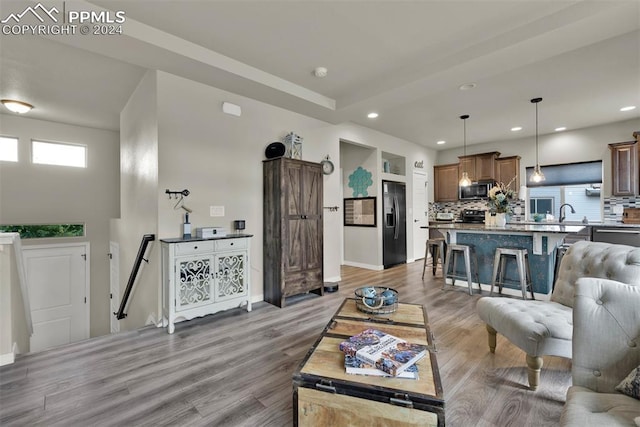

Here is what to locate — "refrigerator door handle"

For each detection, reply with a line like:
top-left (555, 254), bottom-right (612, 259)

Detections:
top-left (394, 196), bottom-right (399, 240)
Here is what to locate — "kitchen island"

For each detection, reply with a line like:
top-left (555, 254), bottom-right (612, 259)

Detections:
top-left (426, 222), bottom-right (586, 296)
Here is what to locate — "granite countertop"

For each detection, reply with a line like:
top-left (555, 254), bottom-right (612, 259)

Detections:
top-left (519, 221), bottom-right (640, 228)
top-left (427, 222), bottom-right (586, 234)
top-left (160, 233), bottom-right (253, 243)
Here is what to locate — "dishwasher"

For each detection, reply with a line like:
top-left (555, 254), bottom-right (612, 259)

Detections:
top-left (591, 226), bottom-right (640, 247)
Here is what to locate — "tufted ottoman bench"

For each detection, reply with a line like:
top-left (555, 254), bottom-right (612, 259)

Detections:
top-left (477, 240), bottom-right (640, 390)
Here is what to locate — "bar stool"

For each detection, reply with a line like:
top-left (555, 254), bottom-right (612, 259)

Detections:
top-left (443, 243), bottom-right (480, 295)
top-left (490, 247), bottom-right (535, 300)
top-left (422, 237), bottom-right (446, 279)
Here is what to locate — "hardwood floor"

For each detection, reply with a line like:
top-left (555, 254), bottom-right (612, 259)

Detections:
top-left (0, 261), bottom-right (571, 426)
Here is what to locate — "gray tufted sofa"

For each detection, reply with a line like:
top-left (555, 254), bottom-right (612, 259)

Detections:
top-left (560, 277), bottom-right (640, 426)
top-left (477, 240), bottom-right (640, 390)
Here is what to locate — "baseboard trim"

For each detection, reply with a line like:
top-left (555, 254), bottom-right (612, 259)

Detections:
top-left (444, 279), bottom-right (551, 300)
top-left (0, 342), bottom-right (18, 366)
top-left (342, 261), bottom-right (383, 271)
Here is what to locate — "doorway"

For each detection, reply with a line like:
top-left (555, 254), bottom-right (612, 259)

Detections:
top-left (22, 243), bottom-right (89, 352)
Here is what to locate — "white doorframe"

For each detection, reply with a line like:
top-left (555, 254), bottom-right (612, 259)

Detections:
top-left (412, 171), bottom-right (428, 261)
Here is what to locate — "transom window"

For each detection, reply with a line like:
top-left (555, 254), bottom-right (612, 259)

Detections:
top-left (0, 136), bottom-right (18, 162)
top-left (32, 140), bottom-right (86, 168)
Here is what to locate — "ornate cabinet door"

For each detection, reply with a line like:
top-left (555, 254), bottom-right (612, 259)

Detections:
top-left (214, 251), bottom-right (248, 302)
top-left (175, 255), bottom-right (214, 312)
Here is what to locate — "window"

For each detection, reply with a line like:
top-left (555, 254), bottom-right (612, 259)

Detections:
top-left (525, 160), bottom-right (603, 222)
top-left (530, 197), bottom-right (554, 215)
top-left (32, 140), bottom-right (86, 168)
top-left (0, 224), bottom-right (85, 238)
top-left (0, 136), bottom-right (18, 162)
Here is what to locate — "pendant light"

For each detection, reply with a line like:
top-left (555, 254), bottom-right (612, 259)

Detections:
top-left (530, 97), bottom-right (546, 183)
top-left (459, 114), bottom-right (472, 187)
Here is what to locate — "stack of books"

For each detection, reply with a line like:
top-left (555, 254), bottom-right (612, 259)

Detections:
top-left (338, 328), bottom-right (428, 379)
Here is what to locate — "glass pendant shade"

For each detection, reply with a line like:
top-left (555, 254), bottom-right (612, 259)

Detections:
top-left (459, 171), bottom-right (472, 187)
top-left (531, 164), bottom-right (546, 182)
top-left (459, 114), bottom-right (471, 187)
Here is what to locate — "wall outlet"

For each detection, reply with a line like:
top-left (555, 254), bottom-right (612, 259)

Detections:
top-left (613, 205), bottom-right (624, 214)
top-left (210, 206), bottom-right (225, 217)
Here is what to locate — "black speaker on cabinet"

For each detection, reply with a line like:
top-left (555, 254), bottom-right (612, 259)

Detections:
top-left (265, 142), bottom-right (286, 159)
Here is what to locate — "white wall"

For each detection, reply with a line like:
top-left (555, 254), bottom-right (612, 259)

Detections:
top-left (113, 70), bottom-right (160, 330)
top-left (435, 118), bottom-right (640, 198)
top-left (0, 114), bottom-right (120, 337)
top-left (155, 71), bottom-right (331, 305)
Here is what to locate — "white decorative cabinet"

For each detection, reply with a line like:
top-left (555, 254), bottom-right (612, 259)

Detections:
top-left (161, 235), bottom-right (252, 333)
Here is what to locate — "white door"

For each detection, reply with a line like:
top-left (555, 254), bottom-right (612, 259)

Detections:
top-left (109, 241), bottom-right (120, 334)
top-left (413, 171), bottom-right (428, 260)
top-left (22, 243), bottom-right (89, 352)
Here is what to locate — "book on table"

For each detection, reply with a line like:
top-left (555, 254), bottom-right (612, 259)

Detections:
top-left (344, 354), bottom-right (418, 379)
top-left (339, 328), bottom-right (427, 377)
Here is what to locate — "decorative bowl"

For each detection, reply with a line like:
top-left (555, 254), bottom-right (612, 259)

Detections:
top-left (354, 286), bottom-right (399, 315)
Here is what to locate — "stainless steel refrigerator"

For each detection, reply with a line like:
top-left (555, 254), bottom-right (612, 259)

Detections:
top-left (382, 180), bottom-right (407, 268)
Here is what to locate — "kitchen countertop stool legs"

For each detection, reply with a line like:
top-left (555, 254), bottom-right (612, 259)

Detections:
top-left (443, 243), bottom-right (480, 295)
top-left (490, 247), bottom-right (535, 300)
top-left (422, 237), bottom-right (446, 279)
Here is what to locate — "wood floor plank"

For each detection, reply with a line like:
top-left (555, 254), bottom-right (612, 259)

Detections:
top-left (0, 261), bottom-right (572, 426)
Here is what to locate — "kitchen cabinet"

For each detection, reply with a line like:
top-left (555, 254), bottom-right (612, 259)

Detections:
top-left (434, 163), bottom-right (459, 202)
top-left (263, 157), bottom-right (323, 307)
top-left (495, 155), bottom-right (521, 189)
top-left (161, 235), bottom-right (252, 334)
top-left (609, 140), bottom-right (638, 196)
top-left (458, 151), bottom-right (500, 182)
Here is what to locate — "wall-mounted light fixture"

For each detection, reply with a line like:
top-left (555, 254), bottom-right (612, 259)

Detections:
top-left (530, 97), bottom-right (546, 183)
top-left (459, 114), bottom-right (472, 187)
top-left (1, 99), bottom-right (33, 114)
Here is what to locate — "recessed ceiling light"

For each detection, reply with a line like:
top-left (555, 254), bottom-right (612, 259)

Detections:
top-left (436, 140), bottom-right (446, 145)
top-left (459, 83), bottom-right (477, 91)
top-left (367, 112), bottom-right (379, 119)
top-left (555, 127), bottom-right (567, 132)
top-left (511, 126), bottom-right (522, 132)
top-left (620, 105), bottom-right (636, 112)
top-left (1, 99), bottom-right (33, 114)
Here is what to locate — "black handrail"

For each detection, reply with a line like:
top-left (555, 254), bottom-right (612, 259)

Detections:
top-left (115, 234), bottom-right (155, 320)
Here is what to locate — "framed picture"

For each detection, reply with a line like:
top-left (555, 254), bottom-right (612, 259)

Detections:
top-left (344, 197), bottom-right (377, 227)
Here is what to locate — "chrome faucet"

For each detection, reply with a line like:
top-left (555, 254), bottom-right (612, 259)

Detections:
top-left (559, 203), bottom-right (576, 223)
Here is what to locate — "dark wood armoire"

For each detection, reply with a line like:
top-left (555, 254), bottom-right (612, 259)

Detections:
top-left (263, 157), bottom-right (324, 307)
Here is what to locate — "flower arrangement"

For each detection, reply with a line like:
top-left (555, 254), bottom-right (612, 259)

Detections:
top-left (487, 177), bottom-right (516, 214)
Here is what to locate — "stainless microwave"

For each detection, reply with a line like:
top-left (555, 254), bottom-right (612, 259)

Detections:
top-left (459, 181), bottom-right (493, 200)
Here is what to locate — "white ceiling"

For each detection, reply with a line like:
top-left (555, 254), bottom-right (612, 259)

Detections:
top-left (1, 0), bottom-right (639, 150)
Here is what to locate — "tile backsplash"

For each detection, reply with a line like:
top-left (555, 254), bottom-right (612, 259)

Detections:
top-left (430, 196), bottom-right (637, 224)
top-left (429, 200), bottom-right (527, 222)
top-left (603, 196), bottom-right (638, 222)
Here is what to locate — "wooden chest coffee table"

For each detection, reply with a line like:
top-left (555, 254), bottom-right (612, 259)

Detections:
top-left (292, 298), bottom-right (445, 426)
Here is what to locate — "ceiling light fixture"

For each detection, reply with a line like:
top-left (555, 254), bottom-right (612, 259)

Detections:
top-left (459, 114), bottom-right (472, 187)
top-left (530, 97), bottom-right (545, 183)
top-left (1, 99), bottom-right (33, 114)
top-left (555, 127), bottom-right (567, 132)
top-left (367, 112), bottom-right (379, 119)
top-left (511, 126), bottom-right (523, 132)
top-left (459, 83), bottom-right (477, 91)
top-left (620, 105), bottom-right (636, 112)
top-left (436, 140), bottom-right (446, 145)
